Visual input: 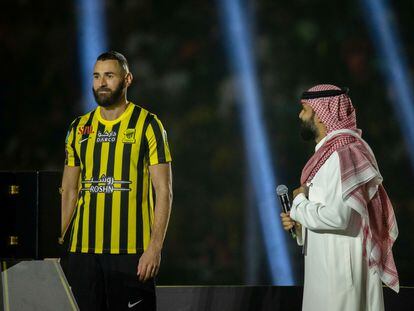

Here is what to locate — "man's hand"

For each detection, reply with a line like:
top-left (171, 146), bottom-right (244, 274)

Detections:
top-left (293, 186), bottom-right (308, 199)
top-left (280, 212), bottom-right (302, 232)
top-left (137, 246), bottom-right (161, 282)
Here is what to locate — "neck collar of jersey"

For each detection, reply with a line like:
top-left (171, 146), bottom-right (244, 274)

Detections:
top-left (96, 102), bottom-right (134, 125)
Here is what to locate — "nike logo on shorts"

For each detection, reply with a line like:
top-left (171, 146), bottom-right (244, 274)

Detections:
top-left (128, 299), bottom-right (143, 308)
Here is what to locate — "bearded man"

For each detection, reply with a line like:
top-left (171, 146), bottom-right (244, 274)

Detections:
top-left (280, 84), bottom-right (399, 311)
top-left (60, 51), bottom-right (173, 310)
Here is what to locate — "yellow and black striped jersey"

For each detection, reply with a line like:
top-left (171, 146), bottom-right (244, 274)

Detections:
top-left (65, 103), bottom-right (172, 254)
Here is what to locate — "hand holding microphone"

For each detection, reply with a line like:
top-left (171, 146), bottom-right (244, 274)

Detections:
top-left (277, 184), bottom-right (298, 239)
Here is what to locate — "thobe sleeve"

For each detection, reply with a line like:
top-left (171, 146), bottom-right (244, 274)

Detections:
top-left (290, 153), bottom-right (352, 231)
top-left (295, 224), bottom-right (305, 246)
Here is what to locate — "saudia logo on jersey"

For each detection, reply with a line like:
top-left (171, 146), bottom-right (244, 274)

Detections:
top-left (81, 174), bottom-right (131, 193)
top-left (97, 130), bottom-right (117, 143)
top-left (78, 125), bottom-right (95, 135)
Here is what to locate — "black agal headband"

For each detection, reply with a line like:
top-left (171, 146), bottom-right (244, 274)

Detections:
top-left (301, 87), bottom-right (349, 100)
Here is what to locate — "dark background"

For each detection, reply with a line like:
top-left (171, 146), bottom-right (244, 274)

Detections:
top-left (1, 0), bottom-right (413, 285)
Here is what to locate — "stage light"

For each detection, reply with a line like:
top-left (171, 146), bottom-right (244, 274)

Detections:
top-left (362, 0), bottom-right (414, 171)
top-left (75, 0), bottom-right (108, 112)
top-left (218, 0), bottom-right (295, 285)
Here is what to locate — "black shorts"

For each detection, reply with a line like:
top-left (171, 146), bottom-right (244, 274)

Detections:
top-left (64, 253), bottom-right (156, 311)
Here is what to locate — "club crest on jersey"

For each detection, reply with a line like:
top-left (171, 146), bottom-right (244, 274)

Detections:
top-left (123, 129), bottom-right (136, 144)
top-left (97, 130), bottom-right (117, 143)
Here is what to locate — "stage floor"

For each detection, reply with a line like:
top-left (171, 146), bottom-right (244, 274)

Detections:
top-left (156, 285), bottom-right (411, 311)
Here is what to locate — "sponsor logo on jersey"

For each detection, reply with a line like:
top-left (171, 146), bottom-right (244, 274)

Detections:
top-left (81, 174), bottom-right (131, 193)
top-left (97, 130), bottom-right (117, 143)
top-left (78, 125), bottom-right (95, 135)
top-left (123, 129), bottom-right (136, 144)
top-left (79, 137), bottom-right (91, 144)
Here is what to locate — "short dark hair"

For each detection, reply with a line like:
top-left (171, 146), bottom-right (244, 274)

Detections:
top-left (96, 51), bottom-right (129, 73)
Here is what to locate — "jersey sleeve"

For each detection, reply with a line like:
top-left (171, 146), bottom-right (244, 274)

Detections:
top-left (65, 120), bottom-right (80, 167)
top-left (145, 115), bottom-right (172, 165)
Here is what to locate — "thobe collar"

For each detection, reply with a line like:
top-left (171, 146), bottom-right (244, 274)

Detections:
top-left (315, 136), bottom-right (328, 152)
top-left (314, 129), bottom-right (361, 152)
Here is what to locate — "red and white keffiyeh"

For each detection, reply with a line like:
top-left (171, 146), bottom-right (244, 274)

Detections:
top-left (302, 84), bottom-right (357, 133)
top-left (300, 84), bottom-right (399, 292)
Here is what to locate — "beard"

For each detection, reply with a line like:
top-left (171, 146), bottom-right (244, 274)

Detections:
top-left (93, 81), bottom-right (125, 107)
top-left (300, 118), bottom-right (318, 141)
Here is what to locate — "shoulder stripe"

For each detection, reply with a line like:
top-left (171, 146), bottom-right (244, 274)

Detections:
top-left (70, 117), bottom-right (82, 166)
top-left (149, 116), bottom-right (166, 163)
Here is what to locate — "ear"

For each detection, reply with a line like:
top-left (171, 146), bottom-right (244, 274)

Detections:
top-left (313, 113), bottom-right (322, 125)
top-left (125, 72), bottom-right (133, 87)
top-left (314, 113), bottom-right (327, 134)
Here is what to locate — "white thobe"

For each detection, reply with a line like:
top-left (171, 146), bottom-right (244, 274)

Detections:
top-left (290, 135), bottom-right (384, 311)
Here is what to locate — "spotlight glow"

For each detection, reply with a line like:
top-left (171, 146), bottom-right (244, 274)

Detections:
top-left (76, 0), bottom-right (108, 112)
top-left (362, 0), bottom-right (414, 171)
top-left (218, 0), bottom-right (294, 284)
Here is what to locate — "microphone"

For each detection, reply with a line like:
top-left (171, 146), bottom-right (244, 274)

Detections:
top-left (276, 184), bottom-right (296, 239)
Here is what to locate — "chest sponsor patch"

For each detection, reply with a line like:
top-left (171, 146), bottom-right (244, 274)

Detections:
top-left (96, 130), bottom-right (117, 143)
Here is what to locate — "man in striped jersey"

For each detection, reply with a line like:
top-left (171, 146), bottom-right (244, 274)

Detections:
top-left (60, 51), bottom-right (172, 310)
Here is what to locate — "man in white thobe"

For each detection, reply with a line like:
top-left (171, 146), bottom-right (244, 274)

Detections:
top-left (281, 84), bottom-right (399, 311)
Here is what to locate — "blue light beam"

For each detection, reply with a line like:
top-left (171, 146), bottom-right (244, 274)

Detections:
top-left (361, 0), bottom-right (414, 171)
top-left (218, 0), bottom-right (295, 285)
top-left (76, 0), bottom-right (108, 112)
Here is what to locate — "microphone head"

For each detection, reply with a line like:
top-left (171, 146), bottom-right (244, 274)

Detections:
top-left (276, 184), bottom-right (288, 196)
